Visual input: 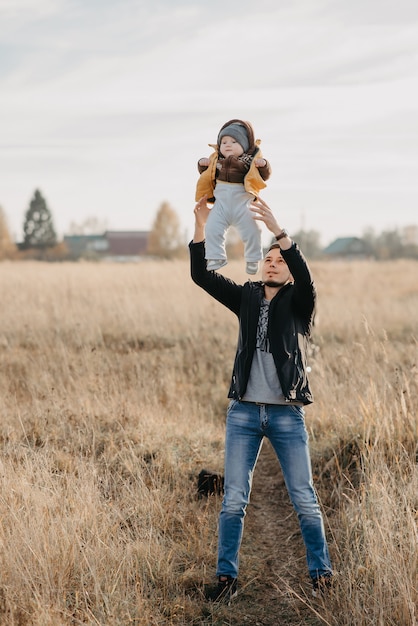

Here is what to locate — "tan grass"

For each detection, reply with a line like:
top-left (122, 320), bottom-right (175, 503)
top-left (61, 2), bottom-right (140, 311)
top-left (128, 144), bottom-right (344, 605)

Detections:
top-left (0, 259), bottom-right (416, 625)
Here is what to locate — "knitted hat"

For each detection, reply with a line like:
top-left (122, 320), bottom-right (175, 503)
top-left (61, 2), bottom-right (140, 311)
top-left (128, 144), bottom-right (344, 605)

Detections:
top-left (218, 122), bottom-right (249, 153)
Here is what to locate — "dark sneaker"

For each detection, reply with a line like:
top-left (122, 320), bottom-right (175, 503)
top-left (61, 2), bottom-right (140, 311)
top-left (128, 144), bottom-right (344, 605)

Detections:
top-left (204, 576), bottom-right (238, 603)
top-left (312, 575), bottom-right (333, 598)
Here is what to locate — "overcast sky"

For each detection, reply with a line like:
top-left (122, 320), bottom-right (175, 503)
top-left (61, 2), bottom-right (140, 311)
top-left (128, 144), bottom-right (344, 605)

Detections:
top-left (1, 0), bottom-right (418, 246)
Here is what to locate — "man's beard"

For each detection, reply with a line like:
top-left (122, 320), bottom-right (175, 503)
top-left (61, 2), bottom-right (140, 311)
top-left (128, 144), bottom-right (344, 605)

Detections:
top-left (264, 279), bottom-right (287, 288)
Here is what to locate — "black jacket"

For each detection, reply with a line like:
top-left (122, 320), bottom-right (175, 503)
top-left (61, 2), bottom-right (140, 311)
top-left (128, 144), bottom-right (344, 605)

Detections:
top-left (189, 240), bottom-right (316, 405)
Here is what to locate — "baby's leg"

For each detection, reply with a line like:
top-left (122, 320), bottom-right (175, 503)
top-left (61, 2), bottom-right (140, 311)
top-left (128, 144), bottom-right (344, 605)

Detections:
top-left (233, 197), bottom-right (263, 273)
top-left (205, 190), bottom-right (230, 269)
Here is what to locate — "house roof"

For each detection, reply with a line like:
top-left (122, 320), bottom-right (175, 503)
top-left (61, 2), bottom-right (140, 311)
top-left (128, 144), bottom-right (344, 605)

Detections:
top-left (323, 237), bottom-right (369, 256)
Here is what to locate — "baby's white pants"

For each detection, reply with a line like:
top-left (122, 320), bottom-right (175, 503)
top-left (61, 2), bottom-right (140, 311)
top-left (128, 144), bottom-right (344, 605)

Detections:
top-left (205, 182), bottom-right (262, 264)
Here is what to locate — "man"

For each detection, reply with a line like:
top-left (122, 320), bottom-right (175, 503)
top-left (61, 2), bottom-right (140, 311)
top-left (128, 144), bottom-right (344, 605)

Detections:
top-left (189, 196), bottom-right (333, 602)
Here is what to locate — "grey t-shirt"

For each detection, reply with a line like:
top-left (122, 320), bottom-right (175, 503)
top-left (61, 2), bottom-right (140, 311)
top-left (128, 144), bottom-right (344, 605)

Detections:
top-left (241, 298), bottom-right (289, 404)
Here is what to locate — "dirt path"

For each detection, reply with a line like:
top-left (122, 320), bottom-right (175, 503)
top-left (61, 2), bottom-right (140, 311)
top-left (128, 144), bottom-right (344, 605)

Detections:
top-left (234, 439), bottom-right (327, 625)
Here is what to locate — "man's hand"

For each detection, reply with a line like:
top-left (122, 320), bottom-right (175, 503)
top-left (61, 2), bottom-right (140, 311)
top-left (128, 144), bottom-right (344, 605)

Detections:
top-left (250, 197), bottom-right (292, 250)
top-left (193, 196), bottom-right (211, 242)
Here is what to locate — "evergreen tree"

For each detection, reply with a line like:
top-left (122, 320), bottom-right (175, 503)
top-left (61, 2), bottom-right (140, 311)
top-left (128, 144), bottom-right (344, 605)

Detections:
top-left (23, 189), bottom-right (57, 249)
top-left (147, 201), bottom-right (184, 259)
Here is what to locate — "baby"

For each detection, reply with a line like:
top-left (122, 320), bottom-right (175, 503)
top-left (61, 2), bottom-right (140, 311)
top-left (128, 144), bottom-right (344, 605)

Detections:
top-left (195, 119), bottom-right (271, 274)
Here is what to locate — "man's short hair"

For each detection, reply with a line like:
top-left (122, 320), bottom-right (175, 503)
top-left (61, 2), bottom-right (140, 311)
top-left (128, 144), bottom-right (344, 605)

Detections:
top-left (267, 242), bottom-right (282, 253)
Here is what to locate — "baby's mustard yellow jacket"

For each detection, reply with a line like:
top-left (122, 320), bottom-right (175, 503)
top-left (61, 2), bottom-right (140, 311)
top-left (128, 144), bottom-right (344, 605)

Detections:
top-left (195, 139), bottom-right (269, 202)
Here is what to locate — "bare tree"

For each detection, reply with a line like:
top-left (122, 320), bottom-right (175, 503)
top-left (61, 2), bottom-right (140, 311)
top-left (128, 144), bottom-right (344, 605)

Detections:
top-left (284, 229), bottom-right (322, 259)
top-left (0, 206), bottom-right (16, 260)
top-left (147, 202), bottom-right (185, 259)
top-left (67, 216), bottom-right (108, 235)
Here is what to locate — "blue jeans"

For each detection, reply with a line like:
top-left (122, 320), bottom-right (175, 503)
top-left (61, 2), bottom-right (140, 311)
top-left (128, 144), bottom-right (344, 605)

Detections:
top-left (217, 400), bottom-right (332, 580)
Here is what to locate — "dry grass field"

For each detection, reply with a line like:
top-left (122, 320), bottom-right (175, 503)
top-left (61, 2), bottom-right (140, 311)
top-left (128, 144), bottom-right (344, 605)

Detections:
top-left (0, 258), bottom-right (416, 626)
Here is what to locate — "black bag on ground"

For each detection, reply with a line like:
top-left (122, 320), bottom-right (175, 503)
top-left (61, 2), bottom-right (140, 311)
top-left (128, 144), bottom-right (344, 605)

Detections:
top-left (197, 469), bottom-right (224, 497)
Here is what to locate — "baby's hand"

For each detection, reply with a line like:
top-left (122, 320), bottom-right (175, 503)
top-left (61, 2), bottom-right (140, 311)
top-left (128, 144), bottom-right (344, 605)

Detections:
top-left (198, 157), bottom-right (210, 167)
top-left (254, 158), bottom-right (267, 168)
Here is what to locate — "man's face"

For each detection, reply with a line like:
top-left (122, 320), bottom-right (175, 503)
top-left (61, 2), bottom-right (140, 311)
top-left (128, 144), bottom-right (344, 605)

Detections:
top-left (219, 135), bottom-right (244, 158)
top-left (262, 247), bottom-right (292, 287)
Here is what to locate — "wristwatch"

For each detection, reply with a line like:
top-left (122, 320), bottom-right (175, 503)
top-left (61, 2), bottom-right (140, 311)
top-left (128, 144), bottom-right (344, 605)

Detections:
top-left (275, 229), bottom-right (288, 241)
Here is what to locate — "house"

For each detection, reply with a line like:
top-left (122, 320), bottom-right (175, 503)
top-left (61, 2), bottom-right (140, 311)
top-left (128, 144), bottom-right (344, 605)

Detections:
top-left (63, 234), bottom-right (109, 259)
top-left (322, 237), bottom-right (371, 260)
top-left (105, 231), bottom-right (149, 261)
top-left (63, 231), bottom-right (149, 261)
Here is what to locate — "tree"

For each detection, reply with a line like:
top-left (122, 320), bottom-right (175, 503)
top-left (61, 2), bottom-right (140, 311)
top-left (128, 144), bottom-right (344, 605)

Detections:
top-left (401, 225), bottom-right (418, 259)
top-left (378, 229), bottom-right (405, 259)
top-left (22, 189), bottom-right (57, 249)
top-left (362, 227), bottom-right (377, 257)
top-left (67, 216), bottom-right (108, 235)
top-left (147, 201), bottom-right (185, 259)
top-left (0, 206), bottom-right (16, 259)
top-left (284, 229), bottom-right (322, 259)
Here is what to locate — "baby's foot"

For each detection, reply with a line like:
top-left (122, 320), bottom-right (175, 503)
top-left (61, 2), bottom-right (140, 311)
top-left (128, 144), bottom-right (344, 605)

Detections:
top-left (207, 259), bottom-right (227, 271)
top-left (246, 261), bottom-right (259, 275)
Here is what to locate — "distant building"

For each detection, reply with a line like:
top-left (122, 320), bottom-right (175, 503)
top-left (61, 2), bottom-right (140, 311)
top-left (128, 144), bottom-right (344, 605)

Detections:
top-left (63, 234), bottom-right (108, 259)
top-left (322, 237), bottom-right (371, 260)
top-left (64, 231), bottom-right (149, 261)
top-left (105, 231), bottom-right (149, 261)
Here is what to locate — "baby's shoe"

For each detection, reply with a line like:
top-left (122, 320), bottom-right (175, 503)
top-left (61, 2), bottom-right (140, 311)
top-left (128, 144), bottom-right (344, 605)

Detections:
top-left (246, 261), bottom-right (259, 275)
top-left (207, 259), bottom-right (227, 271)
